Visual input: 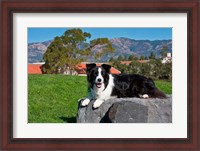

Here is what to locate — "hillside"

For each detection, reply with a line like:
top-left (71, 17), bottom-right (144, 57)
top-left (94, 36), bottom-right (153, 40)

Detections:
top-left (28, 38), bottom-right (172, 63)
top-left (110, 37), bottom-right (172, 57)
top-left (28, 40), bottom-right (52, 63)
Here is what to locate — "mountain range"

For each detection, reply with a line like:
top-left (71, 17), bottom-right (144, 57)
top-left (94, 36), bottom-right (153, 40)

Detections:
top-left (28, 38), bottom-right (172, 63)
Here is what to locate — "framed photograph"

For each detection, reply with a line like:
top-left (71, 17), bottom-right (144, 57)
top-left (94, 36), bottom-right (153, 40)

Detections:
top-left (1, 0), bottom-right (199, 150)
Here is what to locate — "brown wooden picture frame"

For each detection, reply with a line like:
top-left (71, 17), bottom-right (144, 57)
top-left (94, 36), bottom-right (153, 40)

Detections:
top-left (0, 0), bottom-right (199, 150)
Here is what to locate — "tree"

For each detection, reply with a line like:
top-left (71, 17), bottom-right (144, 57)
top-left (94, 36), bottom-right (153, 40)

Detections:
top-left (117, 55), bottom-right (124, 61)
top-left (91, 38), bottom-right (114, 62)
top-left (124, 55), bottom-right (129, 61)
top-left (109, 57), bottom-right (114, 62)
top-left (144, 56), bottom-right (148, 60)
top-left (112, 58), bottom-right (172, 81)
top-left (148, 59), bottom-right (163, 80)
top-left (160, 51), bottom-right (167, 58)
top-left (41, 29), bottom-right (115, 74)
top-left (129, 60), bottom-right (141, 74)
top-left (140, 55), bottom-right (145, 60)
top-left (159, 63), bottom-right (172, 81)
top-left (41, 29), bottom-right (91, 74)
top-left (160, 45), bottom-right (168, 58)
top-left (149, 51), bottom-right (156, 60)
top-left (128, 55), bottom-right (138, 61)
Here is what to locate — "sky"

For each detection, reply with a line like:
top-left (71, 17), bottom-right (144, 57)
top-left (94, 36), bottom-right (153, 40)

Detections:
top-left (28, 28), bottom-right (172, 43)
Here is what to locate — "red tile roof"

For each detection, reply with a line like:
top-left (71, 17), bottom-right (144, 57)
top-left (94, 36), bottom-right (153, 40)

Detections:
top-left (28, 64), bottom-right (42, 74)
top-left (138, 60), bottom-right (149, 63)
top-left (28, 62), bottom-right (121, 75)
top-left (121, 60), bottom-right (149, 65)
top-left (121, 61), bottom-right (132, 65)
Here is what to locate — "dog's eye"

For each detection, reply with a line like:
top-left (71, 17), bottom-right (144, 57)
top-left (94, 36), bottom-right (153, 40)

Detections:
top-left (94, 71), bottom-right (98, 76)
top-left (101, 71), bottom-right (105, 76)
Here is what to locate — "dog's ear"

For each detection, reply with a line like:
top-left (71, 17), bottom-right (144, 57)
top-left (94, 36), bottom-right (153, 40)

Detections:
top-left (102, 64), bottom-right (111, 73)
top-left (86, 63), bottom-right (96, 73)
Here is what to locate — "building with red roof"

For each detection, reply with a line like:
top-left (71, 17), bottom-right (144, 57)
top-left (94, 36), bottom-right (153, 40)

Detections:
top-left (28, 62), bottom-right (121, 75)
top-left (120, 61), bottom-right (132, 65)
top-left (120, 60), bottom-right (149, 66)
top-left (138, 60), bottom-right (150, 63)
top-left (28, 64), bottom-right (42, 74)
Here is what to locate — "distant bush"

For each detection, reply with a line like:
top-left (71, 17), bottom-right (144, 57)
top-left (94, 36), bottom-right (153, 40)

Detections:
top-left (112, 59), bottom-right (172, 81)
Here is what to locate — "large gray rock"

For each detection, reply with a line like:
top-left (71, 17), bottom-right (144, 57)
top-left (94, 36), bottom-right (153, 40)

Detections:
top-left (105, 101), bottom-right (148, 123)
top-left (77, 96), bottom-right (172, 123)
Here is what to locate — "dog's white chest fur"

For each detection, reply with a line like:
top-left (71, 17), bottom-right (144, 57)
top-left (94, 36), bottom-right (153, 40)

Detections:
top-left (91, 74), bottom-right (115, 100)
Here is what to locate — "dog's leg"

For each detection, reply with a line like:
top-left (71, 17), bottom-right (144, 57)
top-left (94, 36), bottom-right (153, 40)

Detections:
top-left (93, 99), bottom-right (104, 109)
top-left (139, 94), bottom-right (149, 99)
top-left (81, 98), bottom-right (90, 106)
top-left (80, 89), bottom-right (94, 107)
top-left (143, 94), bottom-right (149, 99)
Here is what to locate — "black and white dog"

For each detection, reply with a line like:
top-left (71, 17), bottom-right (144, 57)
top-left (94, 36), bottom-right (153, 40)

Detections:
top-left (81, 63), bottom-right (166, 108)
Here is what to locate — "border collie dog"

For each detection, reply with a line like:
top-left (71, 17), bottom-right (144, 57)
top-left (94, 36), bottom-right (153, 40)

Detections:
top-left (81, 63), bottom-right (166, 108)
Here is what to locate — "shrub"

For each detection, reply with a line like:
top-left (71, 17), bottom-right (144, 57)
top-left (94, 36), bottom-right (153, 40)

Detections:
top-left (112, 59), bottom-right (172, 81)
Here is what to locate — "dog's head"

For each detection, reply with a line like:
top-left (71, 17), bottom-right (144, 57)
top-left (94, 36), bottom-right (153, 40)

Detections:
top-left (86, 63), bottom-right (111, 90)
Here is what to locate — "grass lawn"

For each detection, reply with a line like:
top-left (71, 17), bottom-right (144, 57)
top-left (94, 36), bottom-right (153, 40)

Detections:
top-left (154, 80), bottom-right (172, 95)
top-left (28, 74), bottom-right (172, 123)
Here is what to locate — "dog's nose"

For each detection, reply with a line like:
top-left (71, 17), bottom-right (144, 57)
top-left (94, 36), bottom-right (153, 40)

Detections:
top-left (97, 78), bottom-right (102, 82)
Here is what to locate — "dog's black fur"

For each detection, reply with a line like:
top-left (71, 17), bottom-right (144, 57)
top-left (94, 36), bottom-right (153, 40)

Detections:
top-left (86, 63), bottom-right (166, 99)
top-left (111, 74), bottom-right (166, 98)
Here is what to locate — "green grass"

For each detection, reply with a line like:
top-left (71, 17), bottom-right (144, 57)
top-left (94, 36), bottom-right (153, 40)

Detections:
top-left (28, 74), bottom-right (172, 123)
top-left (155, 80), bottom-right (172, 94)
top-left (28, 74), bottom-right (88, 123)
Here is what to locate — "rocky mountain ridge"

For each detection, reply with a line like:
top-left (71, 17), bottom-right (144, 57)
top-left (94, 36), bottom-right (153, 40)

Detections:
top-left (28, 38), bottom-right (172, 63)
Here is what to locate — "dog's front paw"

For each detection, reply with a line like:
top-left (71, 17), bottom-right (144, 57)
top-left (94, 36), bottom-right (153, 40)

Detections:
top-left (142, 94), bottom-right (149, 99)
top-left (93, 99), bottom-right (103, 109)
top-left (81, 98), bottom-right (90, 106)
